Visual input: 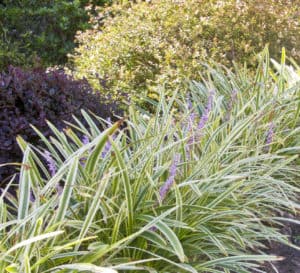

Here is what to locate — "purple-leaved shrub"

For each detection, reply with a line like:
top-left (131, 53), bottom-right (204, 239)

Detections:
top-left (0, 66), bottom-right (121, 187)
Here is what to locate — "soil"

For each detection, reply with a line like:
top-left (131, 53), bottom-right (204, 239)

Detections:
top-left (262, 214), bottom-right (300, 273)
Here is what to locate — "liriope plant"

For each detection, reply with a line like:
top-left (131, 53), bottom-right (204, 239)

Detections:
top-left (0, 50), bottom-right (299, 273)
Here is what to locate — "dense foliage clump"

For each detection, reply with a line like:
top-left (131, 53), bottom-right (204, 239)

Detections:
top-left (0, 66), bottom-right (119, 186)
top-left (71, 0), bottom-right (300, 101)
top-left (1, 53), bottom-right (299, 272)
top-left (0, 0), bottom-right (112, 70)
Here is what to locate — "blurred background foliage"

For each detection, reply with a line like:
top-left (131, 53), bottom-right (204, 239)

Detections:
top-left (0, 0), bottom-right (112, 70)
top-left (70, 0), bottom-right (300, 101)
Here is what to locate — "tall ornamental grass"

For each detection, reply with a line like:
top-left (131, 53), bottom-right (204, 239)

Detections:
top-left (0, 51), bottom-right (299, 272)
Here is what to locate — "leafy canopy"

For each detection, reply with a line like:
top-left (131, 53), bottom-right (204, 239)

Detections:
top-left (71, 0), bottom-right (300, 101)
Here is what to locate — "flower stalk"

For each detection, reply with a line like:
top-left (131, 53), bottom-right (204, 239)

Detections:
top-left (264, 122), bottom-right (274, 152)
top-left (159, 154), bottom-right (181, 202)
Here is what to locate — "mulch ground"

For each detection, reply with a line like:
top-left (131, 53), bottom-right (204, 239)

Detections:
top-left (263, 213), bottom-right (300, 273)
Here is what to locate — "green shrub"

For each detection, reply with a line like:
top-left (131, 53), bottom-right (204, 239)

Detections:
top-left (0, 0), bottom-right (112, 70)
top-left (1, 53), bottom-right (299, 272)
top-left (71, 0), bottom-right (300, 101)
top-left (0, 33), bottom-right (27, 69)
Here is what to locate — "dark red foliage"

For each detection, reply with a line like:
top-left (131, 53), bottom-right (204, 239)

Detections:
top-left (0, 66), bottom-right (120, 186)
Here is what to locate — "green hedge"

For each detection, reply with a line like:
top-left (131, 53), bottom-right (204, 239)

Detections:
top-left (0, 0), bottom-right (112, 70)
top-left (71, 0), bottom-right (300, 101)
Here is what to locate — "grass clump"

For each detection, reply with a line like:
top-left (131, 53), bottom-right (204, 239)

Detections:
top-left (0, 53), bottom-right (299, 272)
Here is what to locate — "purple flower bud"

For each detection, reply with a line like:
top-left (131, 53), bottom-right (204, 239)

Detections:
top-left (82, 135), bottom-right (90, 145)
top-left (44, 151), bottom-right (56, 177)
top-left (30, 190), bottom-right (35, 202)
top-left (56, 184), bottom-right (63, 196)
top-left (264, 122), bottom-right (274, 153)
top-left (149, 226), bottom-right (158, 232)
top-left (101, 140), bottom-right (112, 159)
top-left (159, 154), bottom-right (181, 202)
top-left (187, 96), bottom-right (193, 111)
top-left (80, 135), bottom-right (90, 166)
top-left (101, 134), bottom-right (116, 159)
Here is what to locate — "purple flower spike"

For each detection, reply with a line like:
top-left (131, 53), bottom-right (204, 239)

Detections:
top-left (185, 95), bottom-right (196, 135)
top-left (80, 135), bottom-right (90, 166)
top-left (44, 150), bottom-right (63, 196)
top-left (101, 134), bottom-right (116, 159)
top-left (44, 151), bottom-right (56, 176)
top-left (185, 96), bottom-right (197, 156)
top-left (186, 110), bottom-right (197, 146)
top-left (159, 154), bottom-right (181, 202)
top-left (106, 117), bottom-right (112, 125)
top-left (187, 97), bottom-right (197, 130)
top-left (264, 122), bottom-right (274, 153)
top-left (187, 96), bottom-right (193, 110)
top-left (101, 140), bottom-right (112, 159)
top-left (225, 89), bottom-right (238, 121)
top-left (198, 90), bottom-right (214, 130)
top-left (189, 90), bottom-right (215, 145)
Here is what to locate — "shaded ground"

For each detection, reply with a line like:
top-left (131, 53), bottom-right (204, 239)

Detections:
top-left (263, 214), bottom-right (300, 273)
